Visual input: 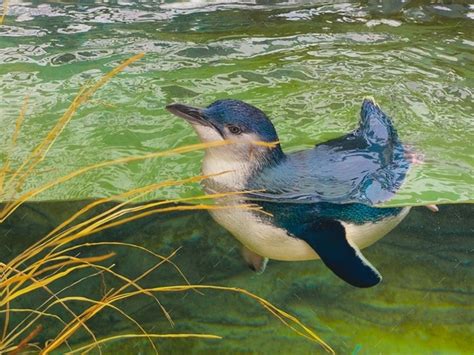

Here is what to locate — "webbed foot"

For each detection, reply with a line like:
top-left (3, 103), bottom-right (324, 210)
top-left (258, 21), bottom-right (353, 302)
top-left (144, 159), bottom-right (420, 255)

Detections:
top-left (242, 246), bottom-right (268, 274)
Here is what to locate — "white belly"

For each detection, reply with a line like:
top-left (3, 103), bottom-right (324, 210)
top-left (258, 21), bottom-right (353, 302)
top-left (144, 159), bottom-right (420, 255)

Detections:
top-left (210, 206), bottom-right (410, 261)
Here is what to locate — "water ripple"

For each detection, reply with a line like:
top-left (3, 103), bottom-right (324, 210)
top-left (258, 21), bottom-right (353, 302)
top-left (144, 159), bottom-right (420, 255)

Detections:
top-left (0, 0), bottom-right (472, 204)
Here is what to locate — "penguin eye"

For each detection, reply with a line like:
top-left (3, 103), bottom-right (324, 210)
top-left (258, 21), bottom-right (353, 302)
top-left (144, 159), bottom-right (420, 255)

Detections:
top-left (227, 125), bottom-right (242, 135)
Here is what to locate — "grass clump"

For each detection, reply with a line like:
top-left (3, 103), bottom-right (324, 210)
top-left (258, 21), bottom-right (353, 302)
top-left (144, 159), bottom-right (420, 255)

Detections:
top-left (0, 54), bottom-right (334, 354)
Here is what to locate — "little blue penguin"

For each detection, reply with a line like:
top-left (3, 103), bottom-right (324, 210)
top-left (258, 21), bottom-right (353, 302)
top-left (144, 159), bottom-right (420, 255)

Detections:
top-left (166, 98), bottom-right (430, 288)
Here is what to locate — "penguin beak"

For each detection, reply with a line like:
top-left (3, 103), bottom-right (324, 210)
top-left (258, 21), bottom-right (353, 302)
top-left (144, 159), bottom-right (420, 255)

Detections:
top-left (166, 103), bottom-right (225, 139)
top-left (166, 103), bottom-right (211, 127)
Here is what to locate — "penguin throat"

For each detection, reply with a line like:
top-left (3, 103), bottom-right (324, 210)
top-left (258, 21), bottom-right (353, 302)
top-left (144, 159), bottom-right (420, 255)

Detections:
top-left (199, 135), bottom-right (285, 193)
top-left (202, 149), bottom-right (258, 191)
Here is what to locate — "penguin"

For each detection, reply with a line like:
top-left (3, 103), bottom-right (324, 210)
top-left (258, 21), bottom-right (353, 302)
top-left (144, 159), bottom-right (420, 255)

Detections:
top-left (167, 98), bottom-right (435, 287)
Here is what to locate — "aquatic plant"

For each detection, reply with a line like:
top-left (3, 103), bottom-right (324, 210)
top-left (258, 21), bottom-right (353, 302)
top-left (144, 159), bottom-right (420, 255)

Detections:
top-left (0, 54), bottom-right (334, 353)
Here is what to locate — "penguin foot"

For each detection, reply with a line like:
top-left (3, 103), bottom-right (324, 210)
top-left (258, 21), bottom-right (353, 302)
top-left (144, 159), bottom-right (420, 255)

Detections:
top-left (425, 204), bottom-right (439, 212)
top-left (241, 246), bottom-right (268, 274)
top-left (404, 148), bottom-right (424, 165)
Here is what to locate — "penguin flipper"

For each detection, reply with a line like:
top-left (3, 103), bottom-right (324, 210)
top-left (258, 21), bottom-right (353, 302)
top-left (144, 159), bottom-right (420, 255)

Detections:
top-left (360, 98), bottom-right (397, 146)
top-left (301, 219), bottom-right (382, 288)
top-left (241, 246), bottom-right (268, 274)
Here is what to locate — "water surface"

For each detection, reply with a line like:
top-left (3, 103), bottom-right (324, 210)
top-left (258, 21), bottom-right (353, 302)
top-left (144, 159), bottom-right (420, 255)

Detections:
top-left (0, 0), bottom-right (473, 206)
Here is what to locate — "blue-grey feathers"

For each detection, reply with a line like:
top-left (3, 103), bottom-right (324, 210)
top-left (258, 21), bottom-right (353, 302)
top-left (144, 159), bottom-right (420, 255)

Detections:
top-left (246, 99), bottom-right (409, 206)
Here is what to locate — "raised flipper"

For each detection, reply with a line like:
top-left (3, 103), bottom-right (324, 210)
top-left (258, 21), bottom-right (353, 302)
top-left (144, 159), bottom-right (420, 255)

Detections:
top-left (360, 97), bottom-right (397, 146)
top-left (246, 98), bottom-right (410, 206)
top-left (300, 219), bottom-right (382, 288)
top-left (241, 246), bottom-right (268, 274)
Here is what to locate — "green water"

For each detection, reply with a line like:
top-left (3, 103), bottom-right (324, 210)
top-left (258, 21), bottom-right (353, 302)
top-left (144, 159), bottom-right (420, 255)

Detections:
top-left (1, 202), bottom-right (473, 353)
top-left (0, 0), bottom-right (473, 206)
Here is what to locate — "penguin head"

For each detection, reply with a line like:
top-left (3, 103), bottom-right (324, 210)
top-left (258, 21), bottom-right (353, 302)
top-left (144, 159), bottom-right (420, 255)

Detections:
top-left (167, 99), bottom-right (283, 164)
top-left (167, 99), bottom-right (279, 143)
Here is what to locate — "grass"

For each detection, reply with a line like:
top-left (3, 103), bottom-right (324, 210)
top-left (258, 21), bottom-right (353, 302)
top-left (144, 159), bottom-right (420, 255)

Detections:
top-left (0, 53), bottom-right (335, 354)
top-left (0, 0), bottom-right (8, 25)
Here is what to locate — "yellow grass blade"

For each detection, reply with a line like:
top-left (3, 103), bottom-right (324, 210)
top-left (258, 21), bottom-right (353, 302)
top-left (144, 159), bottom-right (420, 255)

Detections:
top-left (102, 248), bottom-right (182, 326)
top-left (10, 96), bottom-right (29, 149)
top-left (1, 285), bottom-right (10, 340)
top-left (45, 293), bottom-right (214, 353)
top-left (0, 0), bottom-right (9, 25)
top-left (0, 96), bottom-right (28, 196)
top-left (45, 174), bottom-right (221, 239)
top-left (58, 252), bottom-right (178, 327)
top-left (26, 254), bottom-right (115, 281)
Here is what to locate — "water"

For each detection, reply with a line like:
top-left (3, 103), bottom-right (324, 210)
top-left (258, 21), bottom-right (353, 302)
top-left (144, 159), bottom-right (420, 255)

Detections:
top-left (0, 0), bottom-right (473, 354)
top-left (0, 201), bottom-right (473, 353)
top-left (0, 0), bottom-right (473, 206)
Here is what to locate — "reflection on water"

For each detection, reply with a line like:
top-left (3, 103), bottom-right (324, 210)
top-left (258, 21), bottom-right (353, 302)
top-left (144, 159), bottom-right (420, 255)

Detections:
top-left (0, 201), bottom-right (472, 352)
top-left (0, 0), bottom-right (473, 206)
